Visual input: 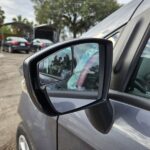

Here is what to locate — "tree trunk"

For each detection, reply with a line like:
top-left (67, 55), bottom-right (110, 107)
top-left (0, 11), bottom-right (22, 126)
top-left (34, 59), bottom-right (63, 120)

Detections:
top-left (73, 30), bottom-right (77, 38)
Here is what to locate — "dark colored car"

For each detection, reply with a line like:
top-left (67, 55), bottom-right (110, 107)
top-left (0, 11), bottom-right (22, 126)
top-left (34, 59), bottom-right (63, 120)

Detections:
top-left (17, 0), bottom-right (150, 150)
top-left (3, 36), bottom-right (30, 53)
top-left (31, 38), bottom-right (53, 52)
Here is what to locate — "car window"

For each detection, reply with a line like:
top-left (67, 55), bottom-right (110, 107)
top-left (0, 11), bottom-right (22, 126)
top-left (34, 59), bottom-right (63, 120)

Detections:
top-left (36, 40), bottom-right (40, 43)
top-left (6, 37), bottom-right (12, 41)
top-left (18, 38), bottom-right (27, 42)
top-left (126, 38), bottom-right (150, 98)
top-left (6, 37), bottom-right (27, 42)
top-left (8, 37), bottom-right (17, 41)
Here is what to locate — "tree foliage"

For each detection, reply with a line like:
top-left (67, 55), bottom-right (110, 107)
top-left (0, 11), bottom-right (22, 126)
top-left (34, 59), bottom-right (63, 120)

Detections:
top-left (32, 0), bottom-right (120, 38)
top-left (12, 15), bottom-right (27, 24)
top-left (0, 26), bottom-right (12, 34)
top-left (0, 7), bottom-right (5, 25)
top-left (12, 15), bottom-right (34, 27)
top-left (12, 15), bottom-right (34, 35)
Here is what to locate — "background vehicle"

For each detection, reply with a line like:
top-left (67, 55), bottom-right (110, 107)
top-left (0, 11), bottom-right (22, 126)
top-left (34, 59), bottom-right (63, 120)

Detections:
top-left (34, 24), bottom-right (59, 43)
top-left (3, 36), bottom-right (30, 53)
top-left (31, 38), bottom-right (53, 52)
top-left (17, 0), bottom-right (150, 150)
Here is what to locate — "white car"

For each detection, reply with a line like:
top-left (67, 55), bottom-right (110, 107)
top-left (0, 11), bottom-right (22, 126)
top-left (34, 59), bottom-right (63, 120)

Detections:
top-left (31, 38), bottom-right (53, 52)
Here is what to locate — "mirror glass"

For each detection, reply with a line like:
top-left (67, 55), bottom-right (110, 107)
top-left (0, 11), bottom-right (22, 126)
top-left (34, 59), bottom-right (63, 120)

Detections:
top-left (38, 42), bottom-right (103, 113)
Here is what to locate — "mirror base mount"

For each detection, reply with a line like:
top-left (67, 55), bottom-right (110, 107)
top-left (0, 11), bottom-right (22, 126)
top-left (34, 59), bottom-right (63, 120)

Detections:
top-left (85, 100), bottom-right (114, 134)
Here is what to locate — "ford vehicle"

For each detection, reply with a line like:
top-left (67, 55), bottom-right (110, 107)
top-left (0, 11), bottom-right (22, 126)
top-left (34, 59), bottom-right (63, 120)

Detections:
top-left (31, 38), bottom-right (53, 52)
top-left (2, 36), bottom-right (30, 53)
top-left (17, 0), bottom-right (150, 150)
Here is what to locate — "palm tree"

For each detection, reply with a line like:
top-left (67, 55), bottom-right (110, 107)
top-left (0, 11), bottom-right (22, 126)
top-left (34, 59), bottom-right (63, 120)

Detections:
top-left (12, 15), bottom-right (34, 35)
top-left (12, 15), bottom-right (27, 24)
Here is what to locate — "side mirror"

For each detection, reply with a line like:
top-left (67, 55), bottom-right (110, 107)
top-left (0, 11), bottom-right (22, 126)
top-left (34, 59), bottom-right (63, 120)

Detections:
top-left (23, 38), bottom-right (113, 116)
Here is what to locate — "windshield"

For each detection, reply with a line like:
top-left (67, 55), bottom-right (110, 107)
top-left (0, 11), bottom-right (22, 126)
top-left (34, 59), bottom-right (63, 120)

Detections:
top-left (7, 37), bottom-right (27, 42)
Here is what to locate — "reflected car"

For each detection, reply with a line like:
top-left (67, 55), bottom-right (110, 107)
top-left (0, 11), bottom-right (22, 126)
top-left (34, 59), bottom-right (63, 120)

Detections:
top-left (31, 38), bottom-right (53, 52)
top-left (3, 36), bottom-right (30, 53)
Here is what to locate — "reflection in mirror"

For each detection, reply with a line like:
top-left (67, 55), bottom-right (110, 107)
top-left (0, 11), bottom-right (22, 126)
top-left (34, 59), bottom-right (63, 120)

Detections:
top-left (39, 47), bottom-right (72, 80)
top-left (38, 42), bottom-right (102, 113)
top-left (39, 47), bottom-right (72, 85)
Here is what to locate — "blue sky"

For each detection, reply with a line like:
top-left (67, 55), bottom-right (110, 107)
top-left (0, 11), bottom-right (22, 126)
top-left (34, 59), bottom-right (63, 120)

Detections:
top-left (0, 0), bottom-right (132, 23)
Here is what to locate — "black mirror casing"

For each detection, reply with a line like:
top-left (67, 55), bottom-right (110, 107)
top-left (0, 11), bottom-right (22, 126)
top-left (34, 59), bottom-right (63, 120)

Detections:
top-left (23, 38), bottom-right (113, 116)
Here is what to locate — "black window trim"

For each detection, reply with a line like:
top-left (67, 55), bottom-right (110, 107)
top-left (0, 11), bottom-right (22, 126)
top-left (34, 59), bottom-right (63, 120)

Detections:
top-left (109, 89), bottom-right (150, 111)
top-left (110, 24), bottom-right (150, 111)
top-left (123, 23), bottom-right (150, 92)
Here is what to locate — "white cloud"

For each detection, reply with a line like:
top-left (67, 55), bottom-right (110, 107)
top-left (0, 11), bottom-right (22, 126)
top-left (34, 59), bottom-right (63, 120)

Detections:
top-left (0, 0), bottom-right (35, 23)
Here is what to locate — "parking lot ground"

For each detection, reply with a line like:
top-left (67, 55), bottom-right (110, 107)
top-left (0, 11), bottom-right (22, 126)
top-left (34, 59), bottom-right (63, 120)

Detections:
top-left (0, 52), bottom-right (30, 150)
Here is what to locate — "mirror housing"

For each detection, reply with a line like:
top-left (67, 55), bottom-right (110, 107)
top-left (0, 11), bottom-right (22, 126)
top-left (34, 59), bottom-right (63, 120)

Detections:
top-left (23, 38), bottom-right (113, 116)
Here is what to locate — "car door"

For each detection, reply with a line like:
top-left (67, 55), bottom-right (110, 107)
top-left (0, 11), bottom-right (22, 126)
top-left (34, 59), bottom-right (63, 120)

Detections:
top-left (57, 4), bottom-right (150, 150)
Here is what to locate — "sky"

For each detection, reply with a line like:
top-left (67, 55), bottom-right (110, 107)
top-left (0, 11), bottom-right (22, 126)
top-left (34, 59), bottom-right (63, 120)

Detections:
top-left (118, 0), bottom-right (132, 4)
top-left (0, 0), bottom-right (132, 23)
top-left (0, 0), bottom-right (35, 23)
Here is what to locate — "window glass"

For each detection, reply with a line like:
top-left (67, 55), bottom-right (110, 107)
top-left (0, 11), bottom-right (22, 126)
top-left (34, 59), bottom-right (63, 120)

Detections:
top-left (17, 37), bottom-right (27, 42)
top-left (126, 38), bottom-right (150, 98)
top-left (6, 37), bottom-right (12, 41)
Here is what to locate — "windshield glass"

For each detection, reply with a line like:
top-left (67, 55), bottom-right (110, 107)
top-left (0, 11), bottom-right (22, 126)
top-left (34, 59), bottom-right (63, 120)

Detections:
top-left (7, 37), bottom-right (27, 42)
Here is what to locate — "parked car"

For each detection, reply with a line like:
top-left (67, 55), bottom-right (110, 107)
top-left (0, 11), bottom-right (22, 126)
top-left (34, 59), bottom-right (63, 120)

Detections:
top-left (2, 36), bottom-right (30, 53)
top-left (17, 0), bottom-right (150, 150)
top-left (31, 38), bottom-right (53, 52)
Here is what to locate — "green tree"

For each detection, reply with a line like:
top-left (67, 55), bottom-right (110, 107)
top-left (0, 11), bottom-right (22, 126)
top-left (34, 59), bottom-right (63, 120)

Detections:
top-left (32, 0), bottom-right (120, 38)
top-left (12, 15), bottom-right (34, 27)
top-left (0, 26), bottom-right (12, 34)
top-left (12, 15), bottom-right (33, 35)
top-left (12, 15), bottom-right (27, 23)
top-left (0, 7), bottom-right (5, 25)
top-left (25, 20), bottom-right (34, 27)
